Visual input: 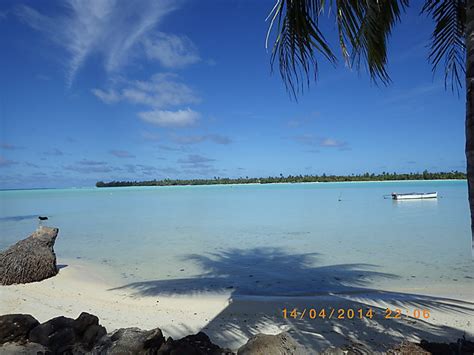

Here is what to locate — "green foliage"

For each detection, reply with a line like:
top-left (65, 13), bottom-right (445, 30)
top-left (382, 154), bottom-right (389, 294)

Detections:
top-left (96, 171), bottom-right (466, 188)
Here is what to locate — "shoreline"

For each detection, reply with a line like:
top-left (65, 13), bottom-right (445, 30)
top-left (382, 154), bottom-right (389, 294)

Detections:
top-left (1, 259), bottom-right (473, 352)
top-left (0, 178), bottom-right (467, 193)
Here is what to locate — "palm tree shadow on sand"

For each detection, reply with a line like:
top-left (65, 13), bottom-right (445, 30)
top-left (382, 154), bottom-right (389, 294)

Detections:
top-left (110, 247), bottom-right (474, 352)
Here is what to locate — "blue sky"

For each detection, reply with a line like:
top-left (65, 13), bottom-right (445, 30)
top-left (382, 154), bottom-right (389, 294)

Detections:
top-left (0, 0), bottom-right (466, 189)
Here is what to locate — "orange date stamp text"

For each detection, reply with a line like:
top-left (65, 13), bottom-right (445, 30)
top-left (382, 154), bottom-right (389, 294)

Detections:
top-left (282, 307), bottom-right (431, 320)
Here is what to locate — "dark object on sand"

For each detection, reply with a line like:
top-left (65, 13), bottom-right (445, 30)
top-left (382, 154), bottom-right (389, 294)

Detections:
top-left (0, 313), bottom-right (231, 354)
top-left (238, 332), bottom-right (307, 355)
top-left (0, 314), bottom-right (39, 344)
top-left (0, 226), bottom-right (59, 285)
top-left (38, 216), bottom-right (48, 221)
top-left (0, 312), bottom-right (106, 353)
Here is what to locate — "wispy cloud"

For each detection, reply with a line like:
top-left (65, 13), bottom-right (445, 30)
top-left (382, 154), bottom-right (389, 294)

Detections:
top-left (157, 144), bottom-right (189, 152)
top-left (16, 1), bottom-right (179, 85)
top-left (92, 88), bottom-right (120, 104)
top-left (178, 154), bottom-right (215, 165)
top-left (291, 134), bottom-right (318, 146)
top-left (77, 159), bottom-right (107, 166)
top-left (382, 83), bottom-right (443, 106)
top-left (110, 150), bottom-right (135, 158)
top-left (0, 143), bottom-right (23, 150)
top-left (93, 73), bottom-right (199, 108)
top-left (141, 132), bottom-right (161, 141)
top-left (143, 32), bottom-right (200, 68)
top-left (24, 162), bottom-right (40, 168)
top-left (64, 159), bottom-right (113, 173)
top-left (44, 148), bottom-right (63, 156)
top-left (135, 164), bottom-right (157, 176)
top-left (139, 108), bottom-right (200, 127)
top-left (207, 134), bottom-right (232, 145)
top-left (170, 134), bottom-right (232, 145)
top-left (93, 73), bottom-right (201, 127)
top-left (319, 138), bottom-right (346, 148)
top-left (124, 163), bottom-right (157, 176)
top-left (35, 74), bottom-right (51, 81)
top-left (65, 165), bottom-right (113, 173)
top-left (158, 167), bottom-right (180, 175)
top-left (287, 112), bottom-right (318, 128)
top-left (0, 156), bottom-right (17, 167)
top-left (176, 154), bottom-right (219, 176)
top-left (291, 135), bottom-right (349, 150)
top-left (177, 154), bottom-right (218, 174)
top-left (287, 119), bottom-right (302, 128)
top-left (182, 167), bottom-right (220, 176)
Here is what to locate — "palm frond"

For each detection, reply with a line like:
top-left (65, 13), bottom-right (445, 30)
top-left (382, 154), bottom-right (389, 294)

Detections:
top-left (422, 0), bottom-right (466, 92)
top-left (267, 0), bottom-right (408, 97)
top-left (334, 0), bottom-right (409, 85)
top-left (267, 0), bottom-right (336, 97)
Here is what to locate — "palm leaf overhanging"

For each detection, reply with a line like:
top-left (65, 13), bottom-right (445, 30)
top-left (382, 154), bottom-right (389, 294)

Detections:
top-left (335, 0), bottom-right (408, 83)
top-left (268, 0), bottom-right (466, 96)
top-left (266, 0), bottom-right (336, 97)
top-left (422, 0), bottom-right (466, 92)
top-left (267, 0), bottom-right (409, 96)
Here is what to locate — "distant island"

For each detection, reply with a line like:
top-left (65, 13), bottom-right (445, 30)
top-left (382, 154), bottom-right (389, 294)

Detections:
top-left (96, 170), bottom-right (466, 188)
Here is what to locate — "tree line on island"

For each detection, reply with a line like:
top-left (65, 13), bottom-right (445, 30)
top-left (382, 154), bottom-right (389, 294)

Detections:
top-left (96, 170), bottom-right (466, 188)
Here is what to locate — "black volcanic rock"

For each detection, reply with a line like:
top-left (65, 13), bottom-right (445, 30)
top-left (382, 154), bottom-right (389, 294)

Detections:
top-left (1, 312), bottom-right (471, 355)
top-left (28, 313), bottom-right (106, 353)
top-left (94, 327), bottom-right (165, 354)
top-left (237, 332), bottom-right (306, 355)
top-left (159, 332), bottom-right (233, 355)
top-left (0, 314), bottom-right (39, 344)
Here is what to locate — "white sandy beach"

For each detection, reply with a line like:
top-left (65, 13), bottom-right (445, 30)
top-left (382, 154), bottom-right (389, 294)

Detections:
top-left (1, 259), bottom-right (473, 352)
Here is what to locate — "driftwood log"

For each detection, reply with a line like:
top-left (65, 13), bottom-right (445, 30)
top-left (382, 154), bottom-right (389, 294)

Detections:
top-left (0, 226), bottom-right (59, 285)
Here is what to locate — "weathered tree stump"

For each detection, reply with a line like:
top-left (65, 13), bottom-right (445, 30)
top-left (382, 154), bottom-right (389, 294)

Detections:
top-left (0, 226), bottom-right (59, 285)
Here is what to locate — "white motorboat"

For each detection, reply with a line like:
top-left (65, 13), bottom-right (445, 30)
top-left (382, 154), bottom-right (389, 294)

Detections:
top-left (391, 192), bottom-right (438, 200)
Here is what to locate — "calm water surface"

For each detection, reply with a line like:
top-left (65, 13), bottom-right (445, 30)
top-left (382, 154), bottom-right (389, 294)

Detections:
top-left (0, 181), bottom-right (472, 296)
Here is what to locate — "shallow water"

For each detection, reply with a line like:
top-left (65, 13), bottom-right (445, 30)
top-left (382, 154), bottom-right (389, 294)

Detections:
top-left (0, 181), bottom-right (472, 296)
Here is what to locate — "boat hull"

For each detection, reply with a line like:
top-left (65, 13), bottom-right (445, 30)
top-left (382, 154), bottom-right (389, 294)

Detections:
top-left (392, 192), bottom-right (437, 200)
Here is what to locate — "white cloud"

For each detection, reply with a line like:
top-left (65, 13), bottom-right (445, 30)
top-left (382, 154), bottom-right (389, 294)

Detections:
top-left (139, 108), bottom-right (199, 127)
top-left (320, 138), bottom-right (344, 147)
top-left (125, 74), bottom-right (199, 107)
top-left (290, 135), bottom-right (349, 150)
top-left (93, 73), bottom-right (199, 108)
top-left (171, 134), bottom-right (232, 145)
top-left (143, 32), bottom-right (200, 68)
top-left (382, 83), bottom-right (443, 105)
top-left (16, 1), bottom-right (178, 85)
top-left (93, 74), bottom-right (201, 128)
top-left (91, 88), bottom-right (120, 104)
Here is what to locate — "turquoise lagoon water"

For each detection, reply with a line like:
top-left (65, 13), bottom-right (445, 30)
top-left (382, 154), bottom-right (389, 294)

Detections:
top-left (0, 180), bottom-right (472, 296)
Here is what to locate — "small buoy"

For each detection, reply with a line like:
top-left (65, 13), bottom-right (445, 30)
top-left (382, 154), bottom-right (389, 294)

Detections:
top-left (38, 216), bottom-right (48, 221)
